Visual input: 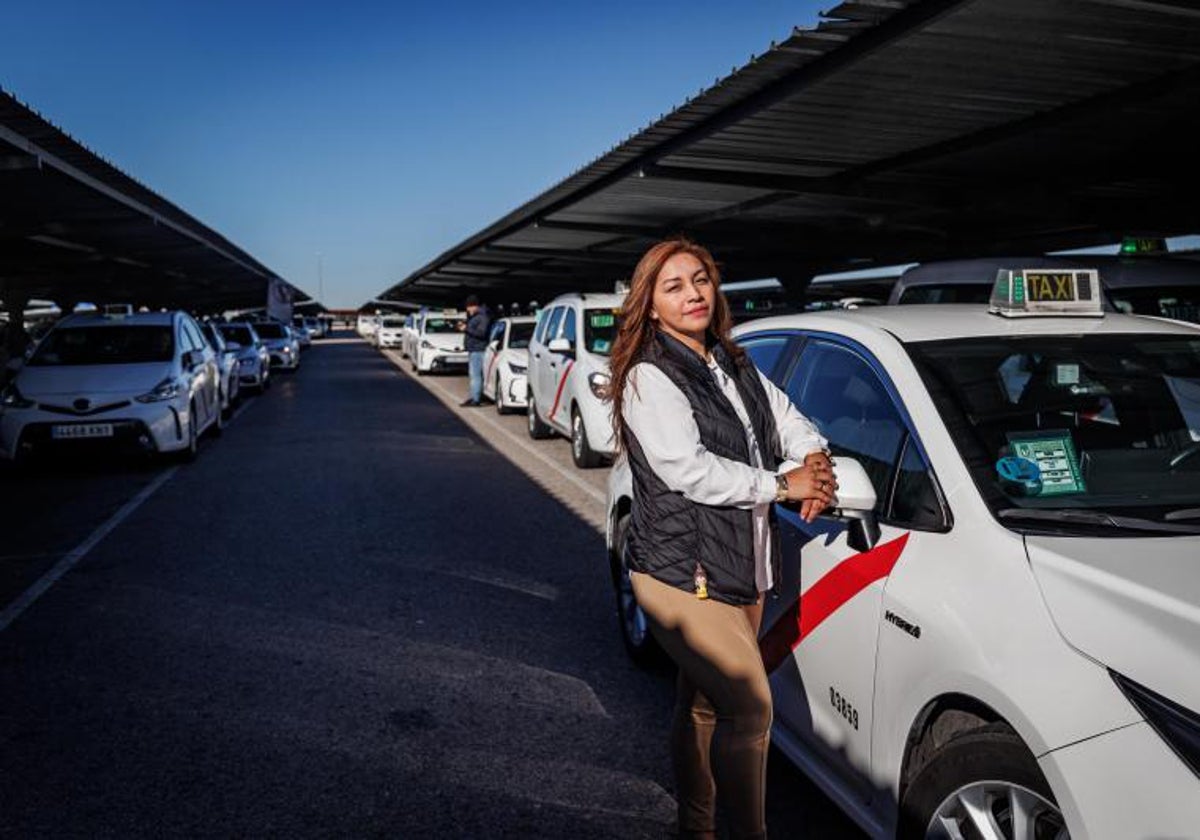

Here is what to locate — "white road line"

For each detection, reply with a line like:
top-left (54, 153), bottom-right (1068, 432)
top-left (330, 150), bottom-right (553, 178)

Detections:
top-left (382, 349), bottom-right (606, 506)
top-left (0, 391), bottom-right (259, 634)
top-left (0, 466), bottom-right (177, 633)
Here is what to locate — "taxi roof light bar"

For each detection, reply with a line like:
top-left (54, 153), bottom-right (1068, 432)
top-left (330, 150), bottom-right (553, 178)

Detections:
top-left (989, 268), bottom-right (1104, 318)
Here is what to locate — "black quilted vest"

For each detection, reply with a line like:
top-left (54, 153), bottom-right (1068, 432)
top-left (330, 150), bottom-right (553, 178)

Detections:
top-left (624, 330), bottom-right (782, 606)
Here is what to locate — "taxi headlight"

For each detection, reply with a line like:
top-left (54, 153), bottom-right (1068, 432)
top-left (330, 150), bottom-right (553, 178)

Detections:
top-left (588, 372), bottom-right (611, 399)
top-left (0, 383), bottom-right (35, 409)
top-left (508, 361), bottom-right (527, 375)
top-left (1112, 670), bottom-right (1200, 779)
top-left (136, 377), bottom-right (182, 403)
top-left (420, 340), bottom-right (434, 349)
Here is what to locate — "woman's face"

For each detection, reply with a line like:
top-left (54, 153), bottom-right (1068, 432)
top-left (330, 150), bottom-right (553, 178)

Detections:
top-left (650, 251), bottom-right (715, 343)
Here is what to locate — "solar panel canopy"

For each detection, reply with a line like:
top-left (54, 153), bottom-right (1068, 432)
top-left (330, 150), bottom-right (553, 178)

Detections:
top-left (375, 0), bottom-right (1200, 308)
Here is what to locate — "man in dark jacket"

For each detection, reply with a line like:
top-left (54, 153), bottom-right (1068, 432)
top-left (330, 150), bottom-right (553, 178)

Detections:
top-left (460, 294), bottom-right (491, 407)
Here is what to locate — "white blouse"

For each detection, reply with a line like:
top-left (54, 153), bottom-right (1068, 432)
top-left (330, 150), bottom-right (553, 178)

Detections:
top-left (623, 357), bottom-right (828, 592)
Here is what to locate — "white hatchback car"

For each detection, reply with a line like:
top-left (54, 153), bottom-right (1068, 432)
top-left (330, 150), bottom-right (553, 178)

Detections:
top-left (375, 315), bottom-right (407, 349)
top-left (526, 291), bottom-right (625, 467)
top-left (606, 279), bottom-right (1200, 838)
top-left (482, 315), bottom-right (537, 413)
top-left (406, 310), bottom-right (467, 375)
top-left (0, 310), bottom-right (222, 462)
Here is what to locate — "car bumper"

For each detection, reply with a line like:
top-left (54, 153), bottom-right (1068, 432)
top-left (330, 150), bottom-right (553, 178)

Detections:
top-left (269, 352), bottom-right (299, 369)
top-left (1039, 720), bottom-right (1200, 839)
top-left (0, 402), bottom-right (190, 459)
top-left (418, 349), bottom-right (468, 371)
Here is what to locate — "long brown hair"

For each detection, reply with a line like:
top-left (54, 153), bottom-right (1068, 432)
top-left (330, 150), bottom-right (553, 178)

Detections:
top-left (608, 237), bottom-right (744, 445)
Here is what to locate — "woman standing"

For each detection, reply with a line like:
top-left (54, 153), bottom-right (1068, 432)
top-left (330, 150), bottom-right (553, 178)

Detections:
top-left (609, 238), bottom-right (837, 839)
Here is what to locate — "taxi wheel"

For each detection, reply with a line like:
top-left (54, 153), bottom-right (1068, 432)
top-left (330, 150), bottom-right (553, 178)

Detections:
top-left (611, 514), bottom-right (660, 666)
top-left (899, 723), bottom-right (1067, 840)
top-left (571, 407), bottom-right (602, 468)
top-left (527, 396), bottom-right (552, 439)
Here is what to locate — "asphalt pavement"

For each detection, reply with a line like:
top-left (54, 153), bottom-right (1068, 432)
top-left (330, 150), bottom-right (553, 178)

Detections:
top-left (0, 333), bottom-right (864, 838)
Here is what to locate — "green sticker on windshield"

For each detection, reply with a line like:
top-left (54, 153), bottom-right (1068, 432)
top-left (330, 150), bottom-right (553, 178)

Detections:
top-left (1006, 431), bottom-right (1086, 496)
top-left (589, 312), bottom-right (616, 328)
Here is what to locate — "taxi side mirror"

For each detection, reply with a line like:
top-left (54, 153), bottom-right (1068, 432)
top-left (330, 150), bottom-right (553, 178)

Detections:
top-left (548, 337), bottom-right (574, 356)
top-left (823, 456), bottom-right (880, 553)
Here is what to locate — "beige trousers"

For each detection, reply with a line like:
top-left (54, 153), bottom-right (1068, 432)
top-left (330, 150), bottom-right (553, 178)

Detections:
top-left (631, 571), bottom-right (771, 839)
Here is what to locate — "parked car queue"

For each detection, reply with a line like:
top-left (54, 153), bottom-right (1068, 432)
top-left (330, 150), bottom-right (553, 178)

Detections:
top-left (371, 264), bottom-right (1200, 840)
top-left (0, 309), bottom-right (313, 465)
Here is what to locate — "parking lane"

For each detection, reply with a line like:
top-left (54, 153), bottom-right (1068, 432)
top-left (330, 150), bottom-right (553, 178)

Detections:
top-left (380, 346), bottom-right (610, 531)
top-left (0, 336), bottom-right (863, 837)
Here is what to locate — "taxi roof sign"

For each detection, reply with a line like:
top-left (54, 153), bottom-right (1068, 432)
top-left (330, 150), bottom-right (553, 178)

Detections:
top-left (989, 268), bottom-right (1104, 318)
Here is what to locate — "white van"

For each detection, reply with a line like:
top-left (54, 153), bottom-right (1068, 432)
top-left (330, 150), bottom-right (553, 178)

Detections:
top-left (525, 291), bottom-right (625, 467)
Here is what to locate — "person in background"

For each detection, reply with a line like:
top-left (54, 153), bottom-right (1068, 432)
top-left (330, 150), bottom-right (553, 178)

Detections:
top-left (609, 237), bottom-right (836, 839)
top-left (460, 294), bottom-right (491, 407)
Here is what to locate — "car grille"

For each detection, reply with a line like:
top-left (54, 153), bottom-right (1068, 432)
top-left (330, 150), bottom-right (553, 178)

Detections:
top-left (39, 400), bottom-right (132, 417)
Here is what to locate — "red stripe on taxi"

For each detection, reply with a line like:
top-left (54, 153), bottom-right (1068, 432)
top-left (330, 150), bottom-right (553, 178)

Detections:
top-left (759, 532), bottom-right (910, 673)
top-left (549, 360), bottom-right (574, 417)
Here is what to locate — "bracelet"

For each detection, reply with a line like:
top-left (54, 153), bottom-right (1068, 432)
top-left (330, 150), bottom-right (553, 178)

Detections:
top-left (775, 473), bottom-right (789, 503)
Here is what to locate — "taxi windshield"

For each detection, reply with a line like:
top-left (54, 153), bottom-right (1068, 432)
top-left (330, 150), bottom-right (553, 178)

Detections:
top-left (30, 325), bottom-right (174, 366)
top-left (424, 317), bottom-right (462, 334)
top-left (909, 334), bottom-right (1200, 529)
top-left (584, 309), bottom-right (618, 356)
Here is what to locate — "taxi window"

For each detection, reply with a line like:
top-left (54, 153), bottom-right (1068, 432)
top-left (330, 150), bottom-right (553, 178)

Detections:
top-left (739, 335), bottom-right (790, 385)
top-left (786, 341), bottom-right (908, 518)
top-left (542, 307), bottom-right (565, 343)
top-left (890, 436), bottom-right (944, 530)
top-left (182, 319), bottom-right (206, 352)
top-left (562, 307), bottom-right (577, 345)
top-left (1110, 286), bottom-right (1200, 325)
top-left (489, 321), bottom-right (505, 344)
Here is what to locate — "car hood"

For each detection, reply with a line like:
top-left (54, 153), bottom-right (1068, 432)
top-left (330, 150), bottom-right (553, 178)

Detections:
top-left (422, 334), bottom-right (464, 351)
top-left (506, 348), bottom-right (530, 365)
top-left (17, 362), bottom-right (171, 398)
top-left (1027, 534), bottom-right (1200, 712)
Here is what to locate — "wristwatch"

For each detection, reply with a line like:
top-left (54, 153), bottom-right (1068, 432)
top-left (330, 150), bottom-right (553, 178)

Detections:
top-left (775, 473), bottom-right (789, 503)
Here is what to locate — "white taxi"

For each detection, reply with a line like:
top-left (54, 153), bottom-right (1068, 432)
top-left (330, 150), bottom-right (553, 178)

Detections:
top-left (482, 315), bottom-right (536, 413)
top-left (606, 270), bottom-right (1200, 838)
top-left (375, 315), bottom-right (407, 349)
top-left (526, 291), bottom-right (625, 467)
top-left (405, 310), bottom-right (467, 375)
top-left (1, 310), bottom-right (222, 462)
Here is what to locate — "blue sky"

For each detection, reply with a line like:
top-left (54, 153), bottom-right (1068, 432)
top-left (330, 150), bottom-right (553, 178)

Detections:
top-left (4, 1), bottom-right (831, 308)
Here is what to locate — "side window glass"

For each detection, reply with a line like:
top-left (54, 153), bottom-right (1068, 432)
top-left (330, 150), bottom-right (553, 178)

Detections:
top-left (786, 341), bottom-right (906, 514)
top-left (890, 436), bottom-right (944, 529)
top-left (739, 335), bottom-right (789, 384)
top-left (562, 307), bottom-right (577, 345)
top-left (489, 321), bottom-right (505, 344)
top-left (533, 310), bottom-right (549, 344)
top-left (543, 307), bottom-right (564, 343)
top-left (182, 320), bottom-right (204, 352)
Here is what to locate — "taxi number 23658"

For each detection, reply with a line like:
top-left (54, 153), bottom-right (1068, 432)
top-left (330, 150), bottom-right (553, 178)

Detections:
top-left (829, 686), bottom-right (859, 731)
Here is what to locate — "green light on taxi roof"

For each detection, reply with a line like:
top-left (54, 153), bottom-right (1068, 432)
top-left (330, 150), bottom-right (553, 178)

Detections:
top-left (1120, 235), bottom-right (1167, 255)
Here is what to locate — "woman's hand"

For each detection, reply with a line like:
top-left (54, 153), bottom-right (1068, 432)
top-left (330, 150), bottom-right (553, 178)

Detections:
top-left (780, 456), bottom-right (838, 523)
